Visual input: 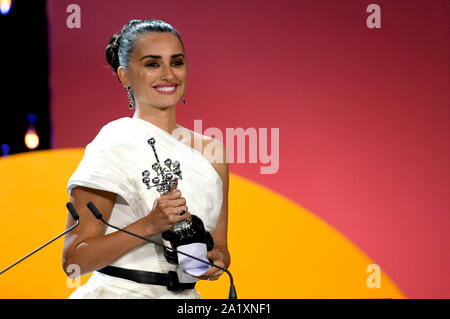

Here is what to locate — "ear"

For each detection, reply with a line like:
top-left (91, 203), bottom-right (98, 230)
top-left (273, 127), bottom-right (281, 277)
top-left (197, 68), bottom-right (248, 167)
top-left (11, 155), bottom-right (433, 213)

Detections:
top-left (117, 66), bottom-right (131, 87)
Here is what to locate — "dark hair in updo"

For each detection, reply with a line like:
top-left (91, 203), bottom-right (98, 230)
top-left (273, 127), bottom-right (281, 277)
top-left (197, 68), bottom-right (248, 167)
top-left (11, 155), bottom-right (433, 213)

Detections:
top-left (105, 19), bottom-right (184, 74)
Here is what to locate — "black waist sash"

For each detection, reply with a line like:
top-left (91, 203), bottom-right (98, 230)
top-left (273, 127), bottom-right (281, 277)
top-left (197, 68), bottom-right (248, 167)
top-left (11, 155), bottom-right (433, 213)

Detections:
top-left (97, 266), bottom-right (196, 292)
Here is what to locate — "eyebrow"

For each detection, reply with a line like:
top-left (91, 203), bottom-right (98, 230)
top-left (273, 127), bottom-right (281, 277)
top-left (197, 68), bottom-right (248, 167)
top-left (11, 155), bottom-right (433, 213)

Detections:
top-left (140, 53), bottom-right (185, 60)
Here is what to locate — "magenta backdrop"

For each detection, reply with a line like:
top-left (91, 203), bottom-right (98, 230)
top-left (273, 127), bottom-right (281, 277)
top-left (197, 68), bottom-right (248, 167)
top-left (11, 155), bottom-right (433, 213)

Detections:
top-left (48, 0), bottom-right (449, 298)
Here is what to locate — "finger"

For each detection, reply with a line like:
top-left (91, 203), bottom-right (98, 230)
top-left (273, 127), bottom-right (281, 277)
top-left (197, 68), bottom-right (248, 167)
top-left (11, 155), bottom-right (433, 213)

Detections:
top-left (177, 205), bottom-right (188, 216)
top-left (172, 211), bottom-right (191, 223)
top-left (206, 268), bottom-right (224, 278)
top-left (207, 273), bottom-right (222, 281)
top-left (201, 263), bottom-right (224, 277)
top-left (167, 205), bottom-right (188, 216)
top-left (199, 269), bottom-right (223, 281)
top-left (190, 266), bottom-right (223, 280)
top-left (168, 197), bottom-right (186, 208)
top-left (207, 250), bottom-right (224, 262)
top-left (161, 188), bottom-right (181, 199)
top-left (207, 250), bottom-right (218, 259)
top-left (183, 270), bottom-right (221, 281)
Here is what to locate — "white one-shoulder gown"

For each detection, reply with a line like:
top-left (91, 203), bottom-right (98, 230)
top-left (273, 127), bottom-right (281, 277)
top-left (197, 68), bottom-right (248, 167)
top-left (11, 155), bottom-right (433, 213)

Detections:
top-left (66, 117), bottom-right (223, 299)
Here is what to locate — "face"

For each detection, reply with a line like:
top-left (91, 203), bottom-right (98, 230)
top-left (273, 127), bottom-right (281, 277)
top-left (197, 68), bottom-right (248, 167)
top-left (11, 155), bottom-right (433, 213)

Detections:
top-left (119, 32), bottom-right (187, 110)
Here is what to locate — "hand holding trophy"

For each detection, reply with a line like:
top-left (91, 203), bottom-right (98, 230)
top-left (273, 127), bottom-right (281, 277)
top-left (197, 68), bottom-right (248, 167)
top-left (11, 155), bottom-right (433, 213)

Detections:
top-left (142, 137), bottom-right (214, 265)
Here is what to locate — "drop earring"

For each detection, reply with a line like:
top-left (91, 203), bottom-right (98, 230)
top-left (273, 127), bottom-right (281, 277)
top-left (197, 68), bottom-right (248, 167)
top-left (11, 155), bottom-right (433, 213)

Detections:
top-left (125, 86), bottom-right (134, 110)
top-left (181, 96), bottom-right (185, 104)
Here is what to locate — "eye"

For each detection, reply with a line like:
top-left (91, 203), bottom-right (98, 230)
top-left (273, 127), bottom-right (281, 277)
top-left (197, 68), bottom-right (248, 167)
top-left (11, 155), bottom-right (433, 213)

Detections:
top-left (145, 61), bottom-right (184, 68)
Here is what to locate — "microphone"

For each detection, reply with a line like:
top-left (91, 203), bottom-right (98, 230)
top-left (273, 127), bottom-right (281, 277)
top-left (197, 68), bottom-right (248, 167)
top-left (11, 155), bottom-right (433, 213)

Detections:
top-left (0, 202), bottom-right (80, 275)
top-left (86, 201), bottom-right (237, 299)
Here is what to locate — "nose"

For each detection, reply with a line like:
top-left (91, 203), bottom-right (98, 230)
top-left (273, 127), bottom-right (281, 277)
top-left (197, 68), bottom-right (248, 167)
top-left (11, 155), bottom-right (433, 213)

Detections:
top-left (161, 63), bottom-right (176, 82)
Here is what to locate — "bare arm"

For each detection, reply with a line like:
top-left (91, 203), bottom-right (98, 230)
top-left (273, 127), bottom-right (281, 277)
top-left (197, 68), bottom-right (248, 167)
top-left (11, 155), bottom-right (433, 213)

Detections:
top-left (210, 158), bottom-right (231, 268)
top-left (197, 141), bottom-right (231, 280)
top-left (62, 186), bottom-right (189, 277)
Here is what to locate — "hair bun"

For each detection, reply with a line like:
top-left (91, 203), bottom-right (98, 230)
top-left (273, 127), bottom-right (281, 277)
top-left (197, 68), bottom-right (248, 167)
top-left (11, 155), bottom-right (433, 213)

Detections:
top-left (105, 33), bottom-right (121, 72)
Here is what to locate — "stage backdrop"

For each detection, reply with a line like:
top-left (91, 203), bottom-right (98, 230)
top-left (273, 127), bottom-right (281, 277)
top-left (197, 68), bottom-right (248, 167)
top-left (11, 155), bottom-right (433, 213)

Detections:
top-left (1, 0), bottom-right (448, 298)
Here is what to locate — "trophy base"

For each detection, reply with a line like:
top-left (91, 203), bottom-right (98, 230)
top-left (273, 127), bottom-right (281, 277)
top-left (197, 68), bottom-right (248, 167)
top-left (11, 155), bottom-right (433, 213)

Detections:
top-left (162, 215), bottom-right (214, 265)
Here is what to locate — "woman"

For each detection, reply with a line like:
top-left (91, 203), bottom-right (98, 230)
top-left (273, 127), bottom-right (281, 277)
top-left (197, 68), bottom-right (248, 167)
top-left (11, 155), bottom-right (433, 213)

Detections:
top-left (62, 19), bottom-right (230, 299)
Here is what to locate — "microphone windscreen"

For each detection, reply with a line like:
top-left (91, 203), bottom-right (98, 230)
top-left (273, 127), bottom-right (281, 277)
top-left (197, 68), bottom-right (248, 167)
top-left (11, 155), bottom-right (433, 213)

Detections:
top-left (86, 201), bottom-right (103, 219)
top-left (66, 202), bottom-right (79, 221)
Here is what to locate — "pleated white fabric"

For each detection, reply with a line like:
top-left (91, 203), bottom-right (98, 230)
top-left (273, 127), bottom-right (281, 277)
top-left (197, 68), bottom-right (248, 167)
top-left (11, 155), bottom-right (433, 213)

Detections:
top-left (66, 117), bottom-right (223, 299)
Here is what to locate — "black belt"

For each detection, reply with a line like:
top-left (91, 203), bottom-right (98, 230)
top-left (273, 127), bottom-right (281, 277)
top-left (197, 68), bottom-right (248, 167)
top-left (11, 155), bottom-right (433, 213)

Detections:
top-left (97, 266), bottom-right (196, 292)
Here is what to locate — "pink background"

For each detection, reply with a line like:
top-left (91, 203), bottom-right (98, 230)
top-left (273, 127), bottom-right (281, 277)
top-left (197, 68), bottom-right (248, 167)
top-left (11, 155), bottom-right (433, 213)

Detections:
top-left (48, 0), bottom-right (449, 298)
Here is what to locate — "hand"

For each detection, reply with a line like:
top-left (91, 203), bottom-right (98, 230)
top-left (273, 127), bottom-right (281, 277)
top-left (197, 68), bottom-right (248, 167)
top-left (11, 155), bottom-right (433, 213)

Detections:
top-left (194, 249), bottom-right (226, 281)
top-left (146, 188), bottom-right (190, 234)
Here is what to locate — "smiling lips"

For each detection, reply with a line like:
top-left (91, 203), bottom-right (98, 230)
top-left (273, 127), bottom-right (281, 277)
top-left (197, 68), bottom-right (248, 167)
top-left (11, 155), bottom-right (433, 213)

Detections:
top-left (153, 83), bottom-right (178, 95)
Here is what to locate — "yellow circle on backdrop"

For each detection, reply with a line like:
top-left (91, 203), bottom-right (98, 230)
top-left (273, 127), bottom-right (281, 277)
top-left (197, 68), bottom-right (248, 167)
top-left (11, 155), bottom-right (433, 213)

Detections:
top-left (0, 149), bottom-right (404, 298)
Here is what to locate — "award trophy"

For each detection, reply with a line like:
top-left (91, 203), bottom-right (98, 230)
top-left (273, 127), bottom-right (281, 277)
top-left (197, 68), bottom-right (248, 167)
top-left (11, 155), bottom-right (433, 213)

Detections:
top-left (142, 137), bottom-right (214, 265)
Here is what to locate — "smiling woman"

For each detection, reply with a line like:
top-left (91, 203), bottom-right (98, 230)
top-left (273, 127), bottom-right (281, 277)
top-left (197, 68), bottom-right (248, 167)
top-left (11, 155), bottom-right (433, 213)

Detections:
top-left (105, 19), bottom-right (188, 112)
top-left (118, 31), bottom-right (188, 112)
top-left (62, 19), bottom-right (231, 299)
